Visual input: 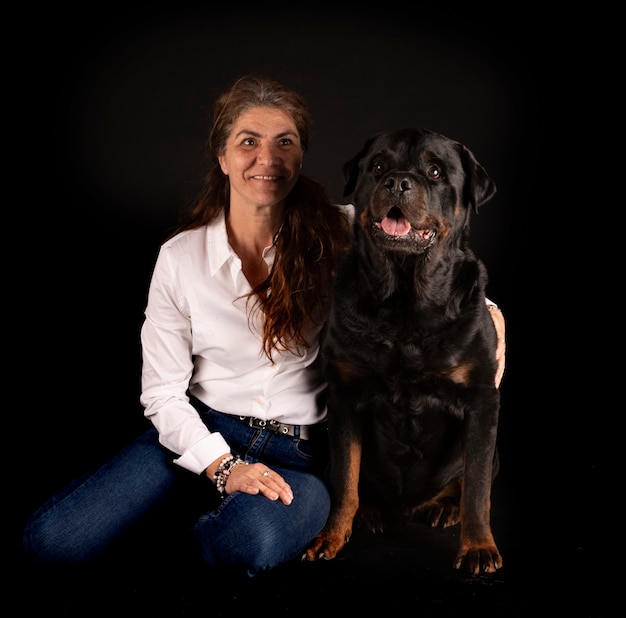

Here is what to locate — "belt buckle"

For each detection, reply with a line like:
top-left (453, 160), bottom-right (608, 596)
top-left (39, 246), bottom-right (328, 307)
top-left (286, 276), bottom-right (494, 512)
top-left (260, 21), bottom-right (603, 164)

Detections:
top-left (268, 419), bottom-right (283, 432)
top-left (246, 416), bottom-right (295, 436)
top-left (248, 417), bottom-right (267, 430)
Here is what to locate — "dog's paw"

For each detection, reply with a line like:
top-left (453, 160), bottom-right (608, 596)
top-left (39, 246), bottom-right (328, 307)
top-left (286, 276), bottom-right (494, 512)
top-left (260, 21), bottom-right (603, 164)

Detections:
top-left (454, 544), bottom-right (503, 575)
top-left (411, 499), bottom-right (460, 528)
top-left (301, 529), bottom-right (350, 562)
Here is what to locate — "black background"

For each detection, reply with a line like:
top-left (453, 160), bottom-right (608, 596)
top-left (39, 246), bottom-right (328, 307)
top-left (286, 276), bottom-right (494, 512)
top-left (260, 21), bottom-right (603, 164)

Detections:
top-left (25, 4), bottom-right (533, 489)
top-left (15, 5), bottom-right (610, 615)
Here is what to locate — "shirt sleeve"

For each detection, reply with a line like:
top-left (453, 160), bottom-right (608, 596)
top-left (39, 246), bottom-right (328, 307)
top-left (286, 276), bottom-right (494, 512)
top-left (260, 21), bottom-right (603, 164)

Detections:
top-left (140, 244), bottom-right (230, 474)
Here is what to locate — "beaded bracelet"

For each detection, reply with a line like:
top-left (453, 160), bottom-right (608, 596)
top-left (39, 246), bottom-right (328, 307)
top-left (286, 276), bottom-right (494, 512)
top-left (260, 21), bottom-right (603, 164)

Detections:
top-left (213, 454), bottom-right (248, 497)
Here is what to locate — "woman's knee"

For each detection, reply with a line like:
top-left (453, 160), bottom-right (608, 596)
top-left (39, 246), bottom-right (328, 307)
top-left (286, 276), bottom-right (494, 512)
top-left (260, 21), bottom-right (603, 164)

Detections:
top-left (194, 473), bottom-right (330, 574)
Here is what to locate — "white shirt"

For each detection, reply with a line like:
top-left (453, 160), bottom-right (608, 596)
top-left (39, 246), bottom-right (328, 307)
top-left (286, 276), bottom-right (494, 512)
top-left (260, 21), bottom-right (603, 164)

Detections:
top-left (140, 203), bottom-right (493, 474)
top-left (140, 209), bottom-right (349, 474)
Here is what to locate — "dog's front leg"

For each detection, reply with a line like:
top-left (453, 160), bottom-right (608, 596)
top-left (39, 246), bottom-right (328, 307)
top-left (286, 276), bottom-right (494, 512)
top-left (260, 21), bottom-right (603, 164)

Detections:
top-left (455, 407), bottom-right (503, 574)
top-left (302, 397), bottom-right (362, 561)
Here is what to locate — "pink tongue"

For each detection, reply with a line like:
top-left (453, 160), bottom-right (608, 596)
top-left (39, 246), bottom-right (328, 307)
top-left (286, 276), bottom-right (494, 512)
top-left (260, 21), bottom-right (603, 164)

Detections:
top-left (381, 216), bottom-right (411, 236)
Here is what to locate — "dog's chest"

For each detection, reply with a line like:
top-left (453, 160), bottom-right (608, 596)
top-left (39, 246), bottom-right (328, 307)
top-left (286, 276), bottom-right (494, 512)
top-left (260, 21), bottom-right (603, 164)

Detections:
top-left (340, 296), bottom-right (458, 373)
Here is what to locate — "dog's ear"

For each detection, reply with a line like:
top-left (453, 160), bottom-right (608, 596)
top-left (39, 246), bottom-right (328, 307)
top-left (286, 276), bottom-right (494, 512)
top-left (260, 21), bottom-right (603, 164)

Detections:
top-left (458, 143), bottom-right (497, 213)
top-left (342, 135), bottom-right (379, 197)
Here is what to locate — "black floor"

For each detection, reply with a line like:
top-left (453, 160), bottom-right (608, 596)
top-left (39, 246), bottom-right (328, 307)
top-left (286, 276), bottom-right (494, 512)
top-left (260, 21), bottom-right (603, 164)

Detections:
top-left (15, 462), bottom-right (615, 617)
top-left (14, 351), bottom-right (616, 616)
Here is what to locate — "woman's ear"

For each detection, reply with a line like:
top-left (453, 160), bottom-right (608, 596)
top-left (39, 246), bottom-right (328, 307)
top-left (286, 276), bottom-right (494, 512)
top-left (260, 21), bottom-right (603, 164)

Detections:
top-left (218, 155), bottom-right (228, 175)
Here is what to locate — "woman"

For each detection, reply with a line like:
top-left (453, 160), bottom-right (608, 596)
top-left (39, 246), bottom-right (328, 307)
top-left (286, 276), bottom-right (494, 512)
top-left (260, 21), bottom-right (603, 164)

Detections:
top-left (23, 74), bottom-right (506, 576)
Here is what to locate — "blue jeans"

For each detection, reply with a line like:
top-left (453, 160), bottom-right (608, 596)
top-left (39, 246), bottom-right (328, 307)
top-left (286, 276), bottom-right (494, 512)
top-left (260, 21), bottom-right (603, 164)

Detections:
top-left (23, 399), bottom-right (331, 576)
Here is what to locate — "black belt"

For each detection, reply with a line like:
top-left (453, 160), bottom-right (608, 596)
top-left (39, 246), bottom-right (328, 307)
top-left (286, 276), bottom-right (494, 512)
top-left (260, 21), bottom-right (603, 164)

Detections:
top-left (238, 416), bottom-right (321, 440)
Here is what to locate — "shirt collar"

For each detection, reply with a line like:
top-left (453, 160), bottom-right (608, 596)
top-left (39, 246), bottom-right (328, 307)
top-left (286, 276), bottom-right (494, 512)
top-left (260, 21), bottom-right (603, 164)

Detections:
top-left (206, 212), bottom-right (277, 282)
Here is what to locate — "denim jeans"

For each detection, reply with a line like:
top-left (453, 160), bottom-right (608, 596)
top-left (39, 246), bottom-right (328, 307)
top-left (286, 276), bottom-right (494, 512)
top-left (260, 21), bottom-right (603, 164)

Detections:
top-left (23, 399), bottom-right (331, 576)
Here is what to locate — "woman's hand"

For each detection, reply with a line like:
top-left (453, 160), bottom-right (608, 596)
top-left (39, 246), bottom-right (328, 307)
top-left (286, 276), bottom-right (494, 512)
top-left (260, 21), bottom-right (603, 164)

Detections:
top-left (227, 462), bottom-right (294, 504)
top-left (488, 306), bottom-right (506, 388)
top-left (206, 456), bottom-right (293, 505)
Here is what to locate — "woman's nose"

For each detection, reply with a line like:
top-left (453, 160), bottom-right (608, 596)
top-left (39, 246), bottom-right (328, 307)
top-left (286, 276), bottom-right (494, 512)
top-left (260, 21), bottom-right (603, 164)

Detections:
top-left (256, 143), bottom-right (280, 165)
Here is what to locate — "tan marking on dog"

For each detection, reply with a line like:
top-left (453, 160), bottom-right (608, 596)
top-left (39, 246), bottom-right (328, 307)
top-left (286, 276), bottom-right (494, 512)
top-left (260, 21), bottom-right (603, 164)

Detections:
top-left (438, 361), bottom-right (473, 385)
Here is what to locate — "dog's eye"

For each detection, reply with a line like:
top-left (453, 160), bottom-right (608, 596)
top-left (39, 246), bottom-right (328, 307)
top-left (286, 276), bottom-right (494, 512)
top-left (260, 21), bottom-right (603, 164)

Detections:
top-left (372, 160), bottom-right (385, 174)
top-left (427, 164), bottom-right (442, 180)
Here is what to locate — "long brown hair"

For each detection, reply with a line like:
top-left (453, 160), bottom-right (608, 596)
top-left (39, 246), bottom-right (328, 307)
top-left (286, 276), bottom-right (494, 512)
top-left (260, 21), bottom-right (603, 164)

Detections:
top-left (170, 74), bottom-right (351, 360)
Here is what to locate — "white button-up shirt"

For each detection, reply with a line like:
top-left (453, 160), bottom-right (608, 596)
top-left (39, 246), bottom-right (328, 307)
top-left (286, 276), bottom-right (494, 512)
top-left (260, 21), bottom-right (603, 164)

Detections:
top-left (141, 204), bottom-right (492, 474)
top-left (140, 209), bottom-right (351, 474)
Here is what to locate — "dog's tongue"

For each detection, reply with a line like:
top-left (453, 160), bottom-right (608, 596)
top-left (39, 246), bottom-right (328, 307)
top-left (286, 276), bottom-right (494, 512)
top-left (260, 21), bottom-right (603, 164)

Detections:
top-left (381, 216), bottom-right (411, 236)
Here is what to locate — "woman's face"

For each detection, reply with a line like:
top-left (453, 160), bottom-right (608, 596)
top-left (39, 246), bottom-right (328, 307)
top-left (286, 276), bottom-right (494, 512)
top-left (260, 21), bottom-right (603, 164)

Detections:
top-left (218, 106), bottom-right (303, 210)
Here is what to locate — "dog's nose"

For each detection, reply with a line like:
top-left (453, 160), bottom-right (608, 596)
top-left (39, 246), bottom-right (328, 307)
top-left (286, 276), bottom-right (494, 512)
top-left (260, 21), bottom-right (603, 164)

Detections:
top-left (384, 175), bottom-right (414, 194)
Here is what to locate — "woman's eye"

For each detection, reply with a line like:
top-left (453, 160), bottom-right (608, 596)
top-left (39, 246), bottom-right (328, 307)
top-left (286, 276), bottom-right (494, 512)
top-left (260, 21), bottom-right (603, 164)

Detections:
top-left (279, 138), bottom-right (293, 146)
top-left (243, 138), bottom-right (256, 146)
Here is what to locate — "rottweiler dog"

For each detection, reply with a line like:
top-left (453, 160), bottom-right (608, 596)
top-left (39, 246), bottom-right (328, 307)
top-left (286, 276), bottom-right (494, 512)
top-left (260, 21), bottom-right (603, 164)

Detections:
top-left (302, 127), bottom-right (502, 575)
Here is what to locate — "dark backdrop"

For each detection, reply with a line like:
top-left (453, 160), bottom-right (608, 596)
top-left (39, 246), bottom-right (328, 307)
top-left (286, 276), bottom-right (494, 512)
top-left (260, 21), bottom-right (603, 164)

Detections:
top-left (20, 2), bottom-right (580, 598)
top-left (24, 2), bottom-right (532, 531)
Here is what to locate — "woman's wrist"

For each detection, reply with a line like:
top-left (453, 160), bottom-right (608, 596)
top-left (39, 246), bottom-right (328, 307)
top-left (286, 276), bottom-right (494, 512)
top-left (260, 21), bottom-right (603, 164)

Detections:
top-left (212, 454), bottom-right (248, 497)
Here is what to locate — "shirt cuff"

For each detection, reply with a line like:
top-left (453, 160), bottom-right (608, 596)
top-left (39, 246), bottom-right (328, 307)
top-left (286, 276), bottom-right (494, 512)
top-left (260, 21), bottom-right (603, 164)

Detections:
top-left (173, 431), bottom-right (231, 474)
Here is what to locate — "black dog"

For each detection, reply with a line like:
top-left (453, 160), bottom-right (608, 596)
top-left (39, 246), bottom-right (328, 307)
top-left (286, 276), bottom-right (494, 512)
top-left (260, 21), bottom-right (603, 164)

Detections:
top-left (303, 127), bottom-right (502, 575)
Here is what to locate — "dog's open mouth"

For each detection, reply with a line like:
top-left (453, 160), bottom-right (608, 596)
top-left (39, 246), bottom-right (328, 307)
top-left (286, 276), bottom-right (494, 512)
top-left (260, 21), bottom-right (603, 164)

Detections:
top-left (373, 206), bottom-right (436, 249)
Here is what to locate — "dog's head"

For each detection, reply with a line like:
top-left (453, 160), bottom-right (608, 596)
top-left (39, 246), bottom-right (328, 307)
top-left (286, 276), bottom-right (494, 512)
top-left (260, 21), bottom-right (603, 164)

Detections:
top-left (343, 128), bottom-right (496, 255)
